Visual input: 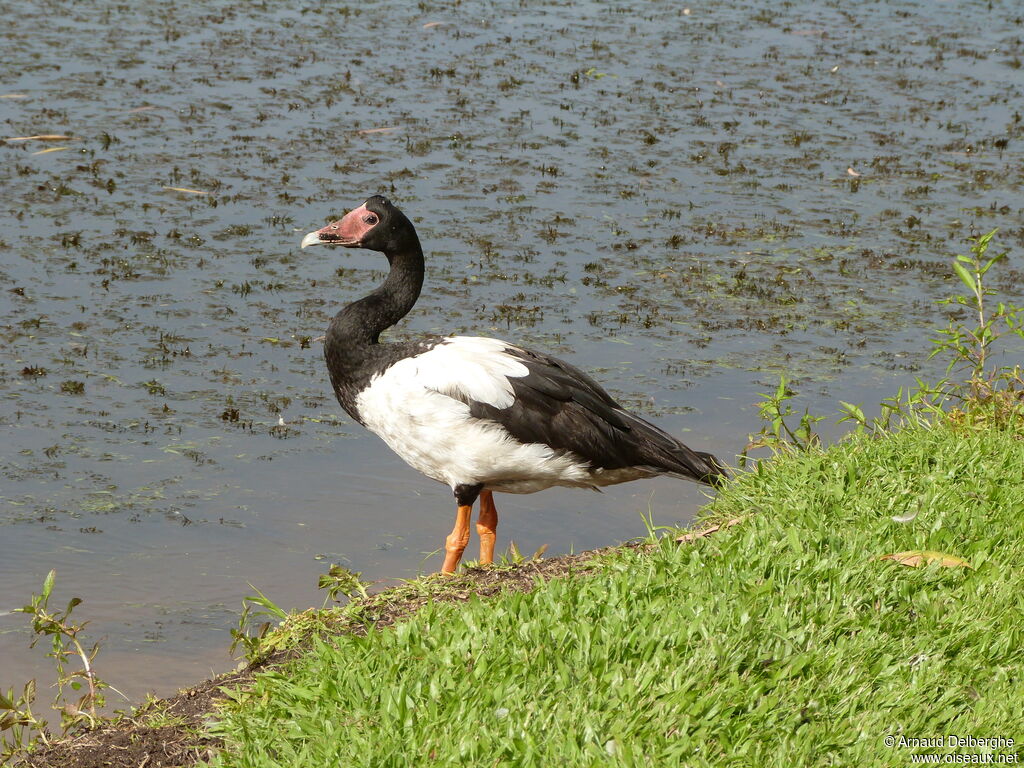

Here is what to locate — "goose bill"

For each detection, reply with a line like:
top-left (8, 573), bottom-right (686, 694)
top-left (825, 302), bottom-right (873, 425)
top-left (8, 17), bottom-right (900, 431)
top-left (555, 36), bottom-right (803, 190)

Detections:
top-left (300, 231), bottom-right (324, 249)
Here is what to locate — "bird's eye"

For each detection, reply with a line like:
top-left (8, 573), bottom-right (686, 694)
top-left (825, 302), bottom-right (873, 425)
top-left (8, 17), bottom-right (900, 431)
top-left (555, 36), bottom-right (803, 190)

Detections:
top-left (363, 214), bottom-right (378, 225)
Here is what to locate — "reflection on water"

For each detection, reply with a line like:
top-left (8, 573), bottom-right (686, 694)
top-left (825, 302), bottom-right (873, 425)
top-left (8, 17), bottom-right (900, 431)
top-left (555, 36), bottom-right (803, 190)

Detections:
top-left (1, 0), bottom-right (1021, 699)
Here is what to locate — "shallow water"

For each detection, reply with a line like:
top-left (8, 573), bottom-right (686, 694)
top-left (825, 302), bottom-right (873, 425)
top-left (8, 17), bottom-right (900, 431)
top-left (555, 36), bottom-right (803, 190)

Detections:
top-left (1, 0), bottom-right (1021, 701)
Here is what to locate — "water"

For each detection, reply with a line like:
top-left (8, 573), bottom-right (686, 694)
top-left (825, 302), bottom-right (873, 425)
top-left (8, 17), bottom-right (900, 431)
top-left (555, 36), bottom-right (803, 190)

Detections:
top-left (1, 0), bottom-right (1021, 701)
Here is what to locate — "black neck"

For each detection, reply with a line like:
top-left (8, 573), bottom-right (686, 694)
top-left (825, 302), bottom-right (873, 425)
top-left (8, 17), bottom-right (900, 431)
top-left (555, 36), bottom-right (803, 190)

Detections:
top-left (323, 236), bottom-right (425, 415)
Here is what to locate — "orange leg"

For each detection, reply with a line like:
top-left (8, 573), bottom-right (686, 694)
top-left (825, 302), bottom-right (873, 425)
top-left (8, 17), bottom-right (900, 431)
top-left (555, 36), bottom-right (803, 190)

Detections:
top-left (441, 504), bottom-right (473, 574)
top-left (476, 490), bottom-right (498, 565)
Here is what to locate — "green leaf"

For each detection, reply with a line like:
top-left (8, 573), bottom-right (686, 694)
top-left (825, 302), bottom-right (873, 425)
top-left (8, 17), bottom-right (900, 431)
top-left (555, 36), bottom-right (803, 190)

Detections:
top-left (243, 585), bottom-right (287, 620)
top-left (838, 401), bottom-right (866, 425)
top-left (973, 229), bottom-right (997, 253)
top-left (980, 253), bottom-right (1004, 275)
top-left (951, 262), bottom-right (977, 294)
top-left (41, 569), bottom-right (56, 601)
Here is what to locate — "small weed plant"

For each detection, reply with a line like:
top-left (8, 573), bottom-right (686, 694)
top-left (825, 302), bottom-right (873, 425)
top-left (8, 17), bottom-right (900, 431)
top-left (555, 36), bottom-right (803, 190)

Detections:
top-left (229, 585), bottom-right (289, 662)
top-left (931, 229), bottom-right (1024, 420)
top-left (317, 564), bottom-right (370, 604)
top-left (0, 681), bottom-right (45, 764)
top-left (1, 570), bottom-right (121, 763)
top-left (741, 375), bottom-right (824, 461)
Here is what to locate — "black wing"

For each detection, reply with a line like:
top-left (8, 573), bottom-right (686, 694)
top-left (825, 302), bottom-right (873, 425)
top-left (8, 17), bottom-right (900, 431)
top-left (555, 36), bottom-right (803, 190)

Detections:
top-left (461, 345), bottom-right (727, 486)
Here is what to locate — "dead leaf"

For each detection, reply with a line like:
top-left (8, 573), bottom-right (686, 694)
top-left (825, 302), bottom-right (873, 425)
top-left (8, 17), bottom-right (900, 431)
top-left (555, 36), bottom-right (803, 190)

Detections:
top-left (878, 550), bottom-right (973, 569)
top-left (422, 21), bottom-right (447, 28)
top-left (0, 93), bottom-right (28, 99)
top-left (356, 126), bottom-right (399, 135)
top-left (847, 167), bottom-right (861, 177)
top-left (32, 146), bottom-right (70, 155)
top-left (162, 186), bottom-right (208, 195)
top-left (676, 515), bottom-right (748, 544)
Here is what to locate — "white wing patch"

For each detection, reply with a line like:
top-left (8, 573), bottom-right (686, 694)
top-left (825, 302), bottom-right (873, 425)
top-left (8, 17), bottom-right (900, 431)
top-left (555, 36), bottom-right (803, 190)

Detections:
top-left (403, 336), bottom-right (530, 410)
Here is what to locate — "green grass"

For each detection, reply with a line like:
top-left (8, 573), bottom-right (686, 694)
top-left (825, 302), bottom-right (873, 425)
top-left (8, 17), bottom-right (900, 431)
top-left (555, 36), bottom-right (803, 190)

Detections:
top-left (205, 420), bottom-right (1024, 767)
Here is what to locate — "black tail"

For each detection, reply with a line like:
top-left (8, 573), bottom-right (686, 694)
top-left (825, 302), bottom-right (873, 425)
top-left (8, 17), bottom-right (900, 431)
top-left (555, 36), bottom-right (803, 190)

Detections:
top-left (695, 450), bottom-right (730, 487)
top-left (616, 409), bottom-right (730, 487)
top-left (655, 446), bottom-right (729, 487)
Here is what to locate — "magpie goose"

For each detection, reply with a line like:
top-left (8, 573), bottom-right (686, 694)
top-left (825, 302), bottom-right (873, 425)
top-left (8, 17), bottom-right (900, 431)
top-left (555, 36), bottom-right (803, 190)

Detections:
top-left (301, 195), bottom-right (726, 573)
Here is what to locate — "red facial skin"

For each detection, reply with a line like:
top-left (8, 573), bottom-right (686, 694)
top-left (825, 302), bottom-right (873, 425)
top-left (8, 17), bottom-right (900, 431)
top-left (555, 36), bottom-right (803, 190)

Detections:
top-left (316, 203), bottom-right (379, 245)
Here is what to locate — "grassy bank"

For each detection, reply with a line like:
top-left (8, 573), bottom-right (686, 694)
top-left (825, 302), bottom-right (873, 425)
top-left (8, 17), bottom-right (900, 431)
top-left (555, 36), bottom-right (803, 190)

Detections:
top-left (202, 418), bottom-right (1024, 767)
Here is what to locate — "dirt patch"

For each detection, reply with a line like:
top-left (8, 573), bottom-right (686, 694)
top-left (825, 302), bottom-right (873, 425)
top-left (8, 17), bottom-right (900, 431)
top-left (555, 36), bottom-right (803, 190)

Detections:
top-left (16, 548), bottom-right (615, 768)
top-left (18, 672), bottom-right (240, 768)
